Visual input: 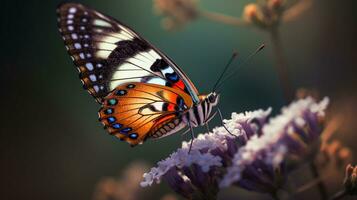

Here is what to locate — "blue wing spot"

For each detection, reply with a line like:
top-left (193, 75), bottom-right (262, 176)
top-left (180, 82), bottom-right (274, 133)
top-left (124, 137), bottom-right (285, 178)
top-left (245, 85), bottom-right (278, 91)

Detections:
top-left (126, 84), bottom-right (135, 89)
top-left (116, 90), bottom-right (127, 96)
top-left (166, 73), bottom-right (179, 82)
top-left (107, 117), bottom-right (116, 123)
top-left (104, 108), bottom-right (114, 115)
top-left (129, 133), bottom-right (138, 139)
top-left (108, 99), bottom-right (117, 105)
top-left (112, 123), bottom-right (122, 129)
top-left (120, 127), bottom-right (132, 133)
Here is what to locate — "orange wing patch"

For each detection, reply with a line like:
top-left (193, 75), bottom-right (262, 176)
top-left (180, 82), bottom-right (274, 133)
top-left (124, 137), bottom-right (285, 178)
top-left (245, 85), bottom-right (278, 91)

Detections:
top-left (98, 82), bottom-right (193, 146)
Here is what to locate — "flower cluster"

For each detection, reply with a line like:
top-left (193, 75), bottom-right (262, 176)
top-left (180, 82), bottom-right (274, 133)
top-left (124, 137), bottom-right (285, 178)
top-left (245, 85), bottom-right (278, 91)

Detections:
top-left (221, 97), bottom-right (329, 192)
top-left (141, 97), bottom-right (329, 199)
top-left (141, 109), bottom-right (271, 199)
top-left (242, 0), bottom-right (313, 29)
top-left (153, 0), bottom-right (199, 30)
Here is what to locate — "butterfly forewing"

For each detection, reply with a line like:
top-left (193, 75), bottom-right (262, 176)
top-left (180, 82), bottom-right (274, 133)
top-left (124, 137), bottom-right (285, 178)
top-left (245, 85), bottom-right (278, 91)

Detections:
top-left (57, 3), bottom-right (199, 103)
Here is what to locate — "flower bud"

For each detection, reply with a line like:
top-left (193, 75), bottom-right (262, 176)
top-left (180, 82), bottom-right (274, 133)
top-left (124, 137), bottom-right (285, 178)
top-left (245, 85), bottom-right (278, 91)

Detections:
top-left (243, 3), bottom-right (268, 28)
top-left (268, 0), bottom-right (284, 11)
top-left (154, 0), bottom-right (198, 30)
top-left (243, 3), bottom-right (259, 22)
top-left (344, 164), bottom-right (357, 195)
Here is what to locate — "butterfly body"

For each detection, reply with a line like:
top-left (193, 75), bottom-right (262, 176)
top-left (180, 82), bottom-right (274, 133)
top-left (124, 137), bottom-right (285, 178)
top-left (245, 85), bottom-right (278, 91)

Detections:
top-left (57, 3), bottom-right (220, 146)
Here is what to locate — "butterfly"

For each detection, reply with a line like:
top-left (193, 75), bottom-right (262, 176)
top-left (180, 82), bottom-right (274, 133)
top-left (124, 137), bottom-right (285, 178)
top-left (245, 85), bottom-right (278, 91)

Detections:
top-left (57, 3), bottom-right (222, 147)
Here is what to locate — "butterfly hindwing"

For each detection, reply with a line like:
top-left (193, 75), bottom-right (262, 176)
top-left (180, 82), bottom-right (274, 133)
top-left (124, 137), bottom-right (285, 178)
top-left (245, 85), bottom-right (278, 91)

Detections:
top-left (57, 3), bottom-right (200, 103)
top-left (98, 82), bottom-right (194, 145)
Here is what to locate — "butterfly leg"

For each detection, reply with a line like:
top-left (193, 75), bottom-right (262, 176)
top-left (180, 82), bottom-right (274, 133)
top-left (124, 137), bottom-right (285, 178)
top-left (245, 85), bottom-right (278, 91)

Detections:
top-left (217, 107), bottom-right (237, 137)
top-left (180, 127), bottom-right (190, 136)
top-left (204, 110), bottom-right (217, 133)
top-left (205, 123), bottom-right (210, 133)
top-left (187, 121), bottom-right (195, 154)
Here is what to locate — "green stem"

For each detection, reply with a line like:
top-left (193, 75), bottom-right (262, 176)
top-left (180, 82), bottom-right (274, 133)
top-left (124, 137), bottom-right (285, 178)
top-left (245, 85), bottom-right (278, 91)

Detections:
top-left (269, 26), bottom-right (294, 102)
top-left (309, 162), bottom-right (328, 200)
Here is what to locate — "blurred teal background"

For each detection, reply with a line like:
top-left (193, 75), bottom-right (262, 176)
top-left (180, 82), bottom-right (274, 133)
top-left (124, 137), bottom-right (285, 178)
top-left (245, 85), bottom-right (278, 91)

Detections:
top-left (3, 0), bottom-right (357, 199)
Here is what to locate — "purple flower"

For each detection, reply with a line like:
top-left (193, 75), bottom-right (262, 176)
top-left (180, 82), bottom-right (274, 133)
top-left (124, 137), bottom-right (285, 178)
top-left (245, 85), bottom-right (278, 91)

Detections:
top-left (220, 97), bottom-right (329, 193)
top-left (141, 109), bottom-right (271, 199)
top-left (141, 97), bottom-right (329, 199)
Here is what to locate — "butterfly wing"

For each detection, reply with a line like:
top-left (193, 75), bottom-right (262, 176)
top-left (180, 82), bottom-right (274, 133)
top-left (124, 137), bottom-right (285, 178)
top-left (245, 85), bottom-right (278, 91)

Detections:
top-left (57, 3), bottom-right (200, 103)
top-left (98, 82), bottom-right (193, 145)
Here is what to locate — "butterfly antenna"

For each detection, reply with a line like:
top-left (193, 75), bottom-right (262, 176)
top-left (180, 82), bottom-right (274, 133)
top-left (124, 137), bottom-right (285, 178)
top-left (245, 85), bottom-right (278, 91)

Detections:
top-left (212, 51), bottom-right (238, 92)
top-left (215, 44), bottom-right (265, 92)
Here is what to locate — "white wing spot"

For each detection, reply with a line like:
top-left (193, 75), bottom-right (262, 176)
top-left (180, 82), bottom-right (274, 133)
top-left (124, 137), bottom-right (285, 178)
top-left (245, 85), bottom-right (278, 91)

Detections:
top-left (69, 7), bottom-right (77, 13)
top-left (68, 26), bottom-right (74, 31)
top-left (97, 42), bottom-right (117, 51)
top-left (96, 50), bottom-right (111, 59)
top-left (67, 14), bottom-right (74, 19)
top-left (67, 20), bottom-right (73, 24)
top-left (118, 25), bottom-right (136, 37)
top-left (95, 11), bottom-right (110, 21)
top-left (109, 49), bottom-right (163, 90)
top-left (71, 33), bottom-right (78, 39)
top-left (161, 67), bottom-right (174, 75)
top-left (114, 31), bottom-right (134, 40)
top-left (79, 53), bottom-right (85, 59)
top-left (93, 19), bottom-right (112, 27)
top-left (148, 50), bottom-right (161, 60)
top-left (93, 28), bottom-right (103, 33)
top-left (86, 63), bottom-right (94, 71)
top-left (147, 77), bottom-right (167, 86)
top-left (82, 18), bottom-right (88, 23)
top-left (93, 85), bottom-right (99, 92)
top-left (74, 43), bottom-right (81, 49)
top-left (89, 75), bottom-right (97, 82)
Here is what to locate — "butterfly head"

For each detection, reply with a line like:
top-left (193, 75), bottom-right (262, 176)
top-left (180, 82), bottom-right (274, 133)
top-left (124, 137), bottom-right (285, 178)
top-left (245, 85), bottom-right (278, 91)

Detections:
top-left (207, 92), bottom-right (220, 106)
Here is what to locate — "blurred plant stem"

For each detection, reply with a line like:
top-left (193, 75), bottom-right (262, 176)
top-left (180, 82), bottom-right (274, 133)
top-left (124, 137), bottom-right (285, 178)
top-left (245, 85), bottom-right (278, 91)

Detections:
top-left (200, 10), bottom-right (248, 26)
top-left (329, 190), bottom-right (347, 200)
top-left (309, 162), bottom-right (328, 200)
top-left (295, 176), bottom-right (323, 194)
top-left (201, 10), bottom-right (294, 102)
top-left (269, 26), bottom-right (294, 102)
top-left (296, 179), bottom-right (347, 200)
